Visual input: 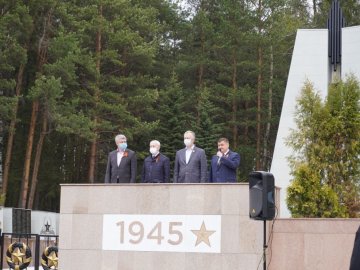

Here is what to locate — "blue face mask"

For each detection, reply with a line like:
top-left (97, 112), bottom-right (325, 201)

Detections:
top-left (118, 143), bottom-right (127, 151)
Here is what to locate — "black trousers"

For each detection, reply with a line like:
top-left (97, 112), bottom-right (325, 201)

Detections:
top-left (350, 225), bottom-right (360, 270)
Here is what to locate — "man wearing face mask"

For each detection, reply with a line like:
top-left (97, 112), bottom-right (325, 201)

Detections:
top-left (173, 130), bottom-right (207, 183)
top-left (209, 138), bottom-right (240, 182)
top-left (141, 140), bottom-right (170, 183)
top-left (105, 134), bottom-right (137, 183)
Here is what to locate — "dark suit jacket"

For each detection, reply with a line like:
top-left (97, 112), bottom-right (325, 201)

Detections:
top-left (209, 150), bottom-right (240, 183)
top-left (350, 225), bottom-right (360, 270)
top-left (141, 153), bottom-right (170, 183)
top-left (104, 149), bottom-right (137, 183)
top-left (173, 146), bottom-right (207, 183)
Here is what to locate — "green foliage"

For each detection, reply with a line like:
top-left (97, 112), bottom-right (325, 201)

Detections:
top-left (193, 87), bottom-right (224, 159)
top-left (154, 72), bottom-right (193, 169)
top-left (287, 77), bottom-right (360, 217)
top-left (0, 193), bottom-right (5, 206)
top-left (0, 96), bottom-right (18, 121)
top-left (28, 76), bottom-right (63, 107)
top-left (287, 163), bottom-right (347, 218)
top-left (1, 0), bottom-right (345, 210)
top-left (314, 0), bottom-right (360, 27)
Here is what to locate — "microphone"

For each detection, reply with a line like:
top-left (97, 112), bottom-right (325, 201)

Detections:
top-left (217, 149), bottom-right (222, 164)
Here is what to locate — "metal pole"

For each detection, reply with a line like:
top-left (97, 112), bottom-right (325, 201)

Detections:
top-left (264, 220), bottom-right (267, 270)
top-left (0, 231), bottom-right (4, 270)
top-left (35, 234), bottom-right (40, 270)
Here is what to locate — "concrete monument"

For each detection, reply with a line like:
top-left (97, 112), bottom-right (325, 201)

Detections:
top-left (271, 0), bottom-right (360, 217)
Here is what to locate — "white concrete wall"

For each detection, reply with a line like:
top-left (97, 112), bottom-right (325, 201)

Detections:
top-left (59, 184), bottom-right (358, 270)
top-left (2, 207), bottom-right (13, 233)
top-left (0, 207), bottom-right (3, 232)
top-left (32, 210), bottom-right (59, 234)
top-left (270, 29), bottom-right (329, 217)
top-left (342, 25), bottom-right (360, 80)
top-left (269, 218), bottom-right (360, 270)
top-left (1, 207), bottom-right (59, 235)
top-left (59, 184), bottom-right (279, 270)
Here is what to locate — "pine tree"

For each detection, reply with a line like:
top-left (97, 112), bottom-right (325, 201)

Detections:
top-left (314, 0), bottom-right (360, 27)
top-left (70, 0), bottom-right (165, 182)
top-left (0, 0), bottom-right (33, 201)
top-left (287, 78), bottom-right (360, 217)
top-left (155, 72), bottom-right (192, 178)
top-left (1, 0), bottom-right (350, 210)
top-left (192, 86), bottom-right (223, 160)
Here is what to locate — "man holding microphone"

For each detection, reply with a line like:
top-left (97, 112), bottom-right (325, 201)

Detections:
top-left (209, 138), bottom-right (240, 183)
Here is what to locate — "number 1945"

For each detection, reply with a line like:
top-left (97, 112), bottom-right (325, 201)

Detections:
top-left (116, 221), bottom-right (183, 245)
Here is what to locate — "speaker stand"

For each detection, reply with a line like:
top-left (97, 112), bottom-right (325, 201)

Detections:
top-left (263, 220), bottom-right (267, 270)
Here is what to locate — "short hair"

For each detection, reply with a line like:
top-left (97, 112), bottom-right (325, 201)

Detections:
top-left (218, 137), bottom-right (229, 144)
top-left (184, 130), bottom-right (195, 139)
top-left (115, 134), bottom-right (127, 142)
top-left (150, 140), bottom-right (161, 148)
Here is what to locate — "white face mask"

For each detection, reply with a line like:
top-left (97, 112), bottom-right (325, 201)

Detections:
top-left (118, 142), bottom-right (127, 151)
top-left (149, 147), bottom-right (159, 156)
top-left (184, 138), bottom-right (192, 147)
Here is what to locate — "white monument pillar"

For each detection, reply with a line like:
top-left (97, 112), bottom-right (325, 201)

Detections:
top-left (271, 20), bottom-right (360, 217)
top-left (270, 29), bottom-right (329, 217)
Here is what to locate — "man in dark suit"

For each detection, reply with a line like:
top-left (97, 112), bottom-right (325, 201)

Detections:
top-left (174, 130), bottom-right (207, 183)
top-left (209, 138), bottom-right (240, 183)
top-left (142, 140), bottom-right (170, 183)
top-left (105, 134), bottom-right (137, 183)
top-left (350, 225), bottom-right (360, 270)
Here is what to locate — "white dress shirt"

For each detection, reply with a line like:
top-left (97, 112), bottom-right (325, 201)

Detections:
top-left (218, 149), bottom-right (229, 165)
top-left (185, 145), bottom-right (195, 164)
top-left (117, 150), bottom-right (124, 166)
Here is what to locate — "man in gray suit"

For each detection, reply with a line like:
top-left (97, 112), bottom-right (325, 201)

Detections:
top-left (173, 130), bottom-right (207, 183)
top-left (105, 134), bottom-right (137, 183)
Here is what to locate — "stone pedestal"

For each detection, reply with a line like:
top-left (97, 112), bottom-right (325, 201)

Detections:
top-left (59, 183), bottom-right (274, 270)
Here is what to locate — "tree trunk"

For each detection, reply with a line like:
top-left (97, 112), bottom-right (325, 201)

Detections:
top-left (196, 28), bottom-right (205, 126)
top-left (231, 50), bottom-right (238, 148)
top-left (313, 0), bottom-right (317, 16)
top-left (19, 101), bottom-right (39, 208)
top-left (88, 3), bottom-right (103, 183)
top-left (263, 45), bottom-right (273, 169)
top-left (88, 124), bottom-right (98, 183)
top-left (19, 10), bottom-right (52, 208)
top-left (256, 46), bottom-right (263, 170)
top-left (27, 111), bottom-right (48, 209)
top-left (198, 41), bottom-right (204, 89)
top-left (198, 0), bottom-right (205, 91)
top-left (2, 64), bottom-right (25, 196)
top-left (244, 101), bottom-right (249, 144)
top-left (256, 0), bottom-right (263, 170)
top-left (75, 139), bottom-right (82, 182)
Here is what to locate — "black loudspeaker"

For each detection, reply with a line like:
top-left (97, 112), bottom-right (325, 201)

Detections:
top-left (12, 208), bottom-right (31, 234)
top-left (249, 171), bottom-right (275, 220)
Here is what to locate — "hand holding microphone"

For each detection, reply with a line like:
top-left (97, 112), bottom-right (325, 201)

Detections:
top-left (217, 149), bottom-right (223, 165)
